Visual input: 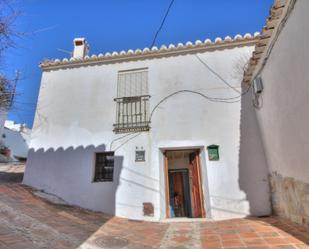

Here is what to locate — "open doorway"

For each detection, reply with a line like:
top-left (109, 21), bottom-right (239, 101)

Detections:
top-left (164, 149), bottom-right (205, 218)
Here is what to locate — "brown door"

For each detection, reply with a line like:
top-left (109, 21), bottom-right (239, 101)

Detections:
top-left (189, 152), bottom-right (204, 218)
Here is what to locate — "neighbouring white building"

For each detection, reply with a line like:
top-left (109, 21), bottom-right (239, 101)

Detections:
top-left (23, 31), bottom-right (272, 221)
top-left (242, 0), bottom-right (309, 226)
top-left (0, 110), bottom-right (7, 138)
top-left (1, 120), bottom-right (31, 161)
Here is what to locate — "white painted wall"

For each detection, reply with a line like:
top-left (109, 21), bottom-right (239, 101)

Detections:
top-left (2, 128), bottom-right (29, 160)
top-left (24, 44), bottom-right (271, 220)
top-left (0, 110), bottom-right (7, 140)
top-left (1, 121), bottom-right (31, 161)
top-left (256, 0), bottom-right (309, 182)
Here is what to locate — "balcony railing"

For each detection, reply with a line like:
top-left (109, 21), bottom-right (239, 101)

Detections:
top-left (113, 95), bottom-right (150, 133)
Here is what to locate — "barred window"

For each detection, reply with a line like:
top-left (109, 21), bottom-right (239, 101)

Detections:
top-left (114, 68), bottom-right (150, 133)
top-left (94, 152), bottom-right (114, 182)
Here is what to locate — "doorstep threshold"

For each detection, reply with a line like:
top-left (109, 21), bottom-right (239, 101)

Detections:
top-left (161, 217), bottom-right (212, 223)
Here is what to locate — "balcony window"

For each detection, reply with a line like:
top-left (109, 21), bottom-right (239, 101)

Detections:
top-left (114, 68), bottom-right (150, 133)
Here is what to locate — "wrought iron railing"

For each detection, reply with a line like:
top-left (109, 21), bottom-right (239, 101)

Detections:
top-left (113, 95), bottom-right (150, 133)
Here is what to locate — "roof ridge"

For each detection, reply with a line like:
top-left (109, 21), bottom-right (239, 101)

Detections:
top-left (41, 33), bottom-right (259, 70)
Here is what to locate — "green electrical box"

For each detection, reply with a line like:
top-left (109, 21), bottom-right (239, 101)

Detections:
top-left (207, 145), bottom-right (219, 161)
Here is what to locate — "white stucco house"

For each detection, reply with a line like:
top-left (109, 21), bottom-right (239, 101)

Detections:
top-left (23, 32), bottom-right (272, 221)
top-left (0, 110), bottom-right (7, 136)
top-left (1, 120), bottom-right (31, 161)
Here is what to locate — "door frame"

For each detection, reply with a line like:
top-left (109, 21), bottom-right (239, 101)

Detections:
top-left (164, 149), bottom-right (206, 218)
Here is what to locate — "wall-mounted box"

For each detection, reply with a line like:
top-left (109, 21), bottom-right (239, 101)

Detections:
top-left (207, 145), bottom-right (219, 161)
top-left (135, 150), bottom-right (145, 162)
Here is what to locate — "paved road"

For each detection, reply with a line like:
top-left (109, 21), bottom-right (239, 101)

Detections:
top-left (0, 164), bottom-right (308, 249)
top-left (0, 163), bottom-right (24, 184)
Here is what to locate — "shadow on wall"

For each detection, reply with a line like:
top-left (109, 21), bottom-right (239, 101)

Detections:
top-left (238, 86), bottom-right (271, 216)
top-left (23, 144), bottom-right (124, 216)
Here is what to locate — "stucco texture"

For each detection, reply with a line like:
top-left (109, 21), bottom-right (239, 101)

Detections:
top-left (256, 0), bottom-right (309, 226)
top-left (24, 44), bottom-right (271, 220)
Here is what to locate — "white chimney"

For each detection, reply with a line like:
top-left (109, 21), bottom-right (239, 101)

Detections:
top-left (73, 38), bottom-right (89, 59)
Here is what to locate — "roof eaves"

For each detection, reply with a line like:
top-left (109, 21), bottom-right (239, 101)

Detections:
top-left (40, 33), bottom-right (259, 71)
top-left (242, 0), bottom-right (293, 85)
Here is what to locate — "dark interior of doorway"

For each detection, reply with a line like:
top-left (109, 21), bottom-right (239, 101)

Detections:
top-left (168, 169), bottom-right (192, 218)
top-left (166, 149), bottom-right (204, 218)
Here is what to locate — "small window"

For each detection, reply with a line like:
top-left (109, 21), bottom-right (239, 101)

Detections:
top-left (94, 152), bottom-right (114, 182)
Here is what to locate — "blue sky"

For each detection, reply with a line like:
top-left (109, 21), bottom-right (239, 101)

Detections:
top-left (5, 0), bottom-right (273, 128)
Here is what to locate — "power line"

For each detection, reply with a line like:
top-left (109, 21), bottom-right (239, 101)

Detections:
top-left (110, 0), bottom-right (257, 149)
top-left (110, 84), bottom-right (252, 150)
top-left (110, 132), bottom-right (135, 151)
top-left (150, 0), bottom-right (175, 48)
top-left (195, 54), bottom-right (241, 94)
top-left (250, 0), bottom-right (297, 110)
top-left (148, 88), bottom-right (248, 122)
top-left (149, 0), bottom-right (241, 96)
top-left (114, 133), bottom-right (142, 152)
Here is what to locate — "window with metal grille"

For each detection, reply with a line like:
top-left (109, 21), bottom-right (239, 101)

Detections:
top-left (94, 152), bottom-right (114, 182)
top-left (114, 68), bottom-right (150, 133)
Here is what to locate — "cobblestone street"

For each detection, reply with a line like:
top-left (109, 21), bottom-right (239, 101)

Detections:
top-left (0, 165), bottom-right (308, 249)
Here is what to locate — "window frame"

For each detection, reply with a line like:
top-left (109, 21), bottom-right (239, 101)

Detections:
top-left (93, 151), bottom-right (115, 182)
top-left (114, 68), bottom-right (150, 133)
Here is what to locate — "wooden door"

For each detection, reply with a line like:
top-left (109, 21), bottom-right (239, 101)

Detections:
top-left (189, 152), bottom-right (204, 218)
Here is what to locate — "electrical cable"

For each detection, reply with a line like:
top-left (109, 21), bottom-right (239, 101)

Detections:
top-left (195, 54), bottom-right (241, 94)
top-left (110, 0), bottom-right (258, 149)
top-left (251, 0), bottom-right (297, 110)
top-left (110, 85), bottom-right (252, 150)
top-left (150, 0), bottom-right (175, 48)
top-left (114, 133), bottom-right (142, 152)
top-left (108, 0), bottom-right (297, 150)
top-left (148, 87), bottom-right (252, 122)
top-left (110, 132), bottom-right (137, 151)
top-left (112, 0), bottom-right (176, 150)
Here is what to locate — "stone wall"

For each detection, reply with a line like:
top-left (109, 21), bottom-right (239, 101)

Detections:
top-left (270, 172), bottom-right (309, 227)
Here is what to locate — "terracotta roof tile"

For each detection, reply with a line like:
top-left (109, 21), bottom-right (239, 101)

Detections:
top-left (242, 0), bottom-right (292, 85)
top-left (40, 33), bottom-right (259, 70)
